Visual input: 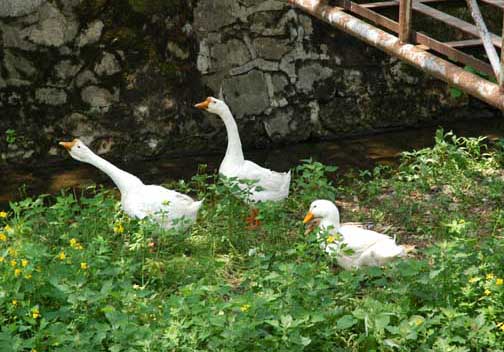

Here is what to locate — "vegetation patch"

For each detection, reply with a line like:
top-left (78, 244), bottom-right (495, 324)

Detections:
top-left (1, 130), bottom-right (504, 350)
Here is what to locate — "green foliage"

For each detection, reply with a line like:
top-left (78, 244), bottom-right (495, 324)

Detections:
top-left (449, 87), bottom-right (463, 99)
top-left (5, 129), bottom-right (16, 144)
top-left (293, 159), bottom-right (338, 203)
top-left (1, 130), bottom-right (504, 350)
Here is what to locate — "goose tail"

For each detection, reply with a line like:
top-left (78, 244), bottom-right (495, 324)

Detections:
top-left (281, 170), bottom-right (292, 198)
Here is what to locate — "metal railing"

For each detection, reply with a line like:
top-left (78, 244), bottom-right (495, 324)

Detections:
top-left (289, 0), bottom-right (504, 110)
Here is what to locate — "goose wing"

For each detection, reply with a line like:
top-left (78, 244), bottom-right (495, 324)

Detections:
top-left (338, 225), bottom-right (394, 254)
top-left (233, 160), bottom-right (291, 201)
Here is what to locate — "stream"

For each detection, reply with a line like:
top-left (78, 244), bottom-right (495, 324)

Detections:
top-left (2, 117), bottom-right (504, 210)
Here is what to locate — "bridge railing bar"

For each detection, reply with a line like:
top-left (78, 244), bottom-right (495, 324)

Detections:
top-left (289, 0), bottom-right (504, 110)
top-left (336, 0), bottom-right (494, 77)
top-left (465, 0), bottom-right (501, 79)
top-left (444, 39), bottom-right (483, 48)
top-left (364, 1), bottom-right (504, 10)
top-left (413, 2), bottom-right (501, 48)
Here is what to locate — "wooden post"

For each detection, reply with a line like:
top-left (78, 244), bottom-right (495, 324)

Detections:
top-left (399, 0), bottom-right (412, 43)
top-left (340, 0), bottom-right (351, 11)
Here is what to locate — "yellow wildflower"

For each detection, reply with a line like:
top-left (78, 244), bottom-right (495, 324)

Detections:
top-left (0, 233), bottom-right (6, 241)
top-left (12, 300), bottom-right (17, 306)
top-left (10, 260), bottom-right (17, 267)
top-left (4, 225), bottom-right (12, 233)
top-left (80, 262), bottom-right (88, 270)
top-left (240, 304), bottom-right (251, 312)
top-left (327, 235), bottom-right (335, 243)
top-left (25, 274), bottom-right (32, 279)
top-left (69, 238), bottom-right (84, 250)
top-left (113, 223), bottom-right (124, 234)
top-left (32, 308), bottom-right (40, 319)
top-left (0, 211), bottom-right (7, 218)
top-left (0, 257), bottom-right (4, 263)
top-left (468, 277), bottom-right (478, 284)
top-left (7, 247), bottom-right (17, 256)
top-left (500, 324), bottom-right (504, 332)
top-left (14, 268), bottom-right (21, 277)
top-left (21, 259), bottom-right (28, 267)
top-left (484, 289), bottom-right (491, 296)
top-left (486, 273), bottom-right (495, 280)
top-left (57, 251), bottom-right (66, 260)
top-left (496, 278), bottom-right (503, 286)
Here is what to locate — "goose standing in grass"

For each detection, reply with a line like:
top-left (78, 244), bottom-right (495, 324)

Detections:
top-left (303, 199), bottom-right (408, 270)
top-left (194, 97), bottom-right (291, 203)
top-left (59, 139), bottom-right (202, 230)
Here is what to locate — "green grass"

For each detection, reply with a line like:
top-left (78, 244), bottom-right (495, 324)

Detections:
top-left (1, 129), bottom-right (504, 351)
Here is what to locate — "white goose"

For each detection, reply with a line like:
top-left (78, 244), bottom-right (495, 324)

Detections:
top-left (59, 139), bottom-right (202, 230)
top-left (303, 200), bottom-right (407, 270)
top-left (194, 97), bottom-right (291, 202)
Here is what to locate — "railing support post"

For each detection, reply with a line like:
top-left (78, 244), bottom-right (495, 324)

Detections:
top-left (399, 0), bottom-right (413, 43)
top-left (466, 0), bottom-right (501, 80)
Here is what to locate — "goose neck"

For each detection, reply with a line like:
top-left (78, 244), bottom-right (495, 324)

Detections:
top-left (220, 107), bottom-right (244, 166)
top-left (86, 153), bottom-right (143, 194)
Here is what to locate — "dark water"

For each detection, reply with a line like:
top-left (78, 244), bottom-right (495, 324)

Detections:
top-left (2, 117), bottom-right (504, 210)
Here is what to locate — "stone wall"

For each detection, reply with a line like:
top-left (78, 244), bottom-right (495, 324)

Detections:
top-left (0, 0), bottom-right (498, 166)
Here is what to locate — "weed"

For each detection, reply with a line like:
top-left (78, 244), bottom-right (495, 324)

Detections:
top-left (0, 130), bottom-right (503, 350)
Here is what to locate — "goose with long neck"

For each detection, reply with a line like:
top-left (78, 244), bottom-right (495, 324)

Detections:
top-left (59, 139), bottom-right (202, 230)
top-left (304, 200), bottom-right (409, 270)
top-left (209, 99), bottom-right (245, 174)
top-left (195, 97), bottom-right (291, 203)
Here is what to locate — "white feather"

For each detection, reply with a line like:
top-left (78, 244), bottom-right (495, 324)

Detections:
top-left (62, 139), bottom-right (202, 230)
top-left (197, 97), bottom-right (291, 202)
top-left (306, 200), bottom-right (406, 270)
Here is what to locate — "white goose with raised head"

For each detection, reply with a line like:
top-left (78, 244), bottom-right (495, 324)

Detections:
top-left (194, 97), bottom-right (291, 202)
top-left (303, 199), bottom-right (407, 270)
top-left (59, 139), bottom-right (202, 230)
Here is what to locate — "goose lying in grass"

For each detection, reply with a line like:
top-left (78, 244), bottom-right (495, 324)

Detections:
top-left (59, 139), bottom-right (202, 230)
top-left (303, 199), bottom-right (408, 270)
top-left (194, 97), bottom-right (291, 203)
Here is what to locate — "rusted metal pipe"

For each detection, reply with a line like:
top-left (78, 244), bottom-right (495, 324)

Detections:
top-left (465, 0), bottom-right (501, 81)
top-left (289, 0), bottom-right (504, 110)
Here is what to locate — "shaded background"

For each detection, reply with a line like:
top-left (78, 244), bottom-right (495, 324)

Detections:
top-left (0, 0), bottom-right (499, 168)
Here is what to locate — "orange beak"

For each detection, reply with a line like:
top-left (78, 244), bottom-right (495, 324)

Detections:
top-left (303, 211), bottom-right (314, 224)
top-left (194, 97), bottom-right (211, 110)
top-left (59, 140), bottom-right (77, 151)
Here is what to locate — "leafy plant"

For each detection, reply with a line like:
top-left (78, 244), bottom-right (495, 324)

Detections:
top-left (5, 129), bottom-right (16, 144)
top-left (1, 130), bottom-right (504, 350)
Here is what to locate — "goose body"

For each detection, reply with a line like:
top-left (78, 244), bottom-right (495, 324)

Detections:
top-left (304, 200), bottom-right (406, 270)
top-left (195, 97), bottom-right (291, 203)
top-left (60, 139), bottom-right (202, 230)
